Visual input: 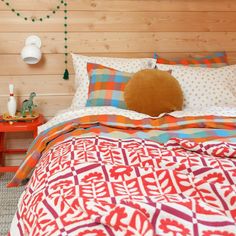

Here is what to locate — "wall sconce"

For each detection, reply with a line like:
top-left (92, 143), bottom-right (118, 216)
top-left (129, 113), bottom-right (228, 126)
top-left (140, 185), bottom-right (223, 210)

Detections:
top-left (21, 35), bottom-right (42, 64)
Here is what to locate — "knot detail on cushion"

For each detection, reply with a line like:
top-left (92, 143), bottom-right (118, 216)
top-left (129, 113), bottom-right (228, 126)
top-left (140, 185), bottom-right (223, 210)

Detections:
top-left (124, 69), bottom-right (183, 116)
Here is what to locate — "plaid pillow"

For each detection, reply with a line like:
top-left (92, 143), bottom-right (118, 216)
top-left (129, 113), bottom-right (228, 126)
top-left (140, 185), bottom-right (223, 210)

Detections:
top-left (154, 52), bottom-right (228, 68)
top-left (86, 63), bottom-right (132, 109)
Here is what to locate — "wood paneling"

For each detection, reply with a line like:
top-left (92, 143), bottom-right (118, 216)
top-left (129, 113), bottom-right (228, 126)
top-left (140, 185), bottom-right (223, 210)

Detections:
top-left (0, 54), bottom-right (74, 75)
top-left (5, 158), bottom-right (25, 166)
top-left (0, 75), bottom-right (74, 95)
top-left (0, 0), bottom-right (235, 166)
top-left (1, 32), bottom-right (236, 55)
top-left (0, 95), bottom-right (73, 118)
top-left (1, 0), bottom-right (236, 12)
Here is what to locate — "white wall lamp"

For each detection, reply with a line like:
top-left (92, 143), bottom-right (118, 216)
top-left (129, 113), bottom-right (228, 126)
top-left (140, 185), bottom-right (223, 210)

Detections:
top-left (21, 35), bottom-right (42, 64)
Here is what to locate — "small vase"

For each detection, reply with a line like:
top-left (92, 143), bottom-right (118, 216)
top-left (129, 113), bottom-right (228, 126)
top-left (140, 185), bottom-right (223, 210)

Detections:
top-left (7, 84), bottom-right (17, 117)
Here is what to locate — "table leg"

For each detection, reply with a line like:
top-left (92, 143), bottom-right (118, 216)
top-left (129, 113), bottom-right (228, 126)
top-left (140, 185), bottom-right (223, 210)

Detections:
top-left (33, 130), bottom-right (38, 139)
top-left (0, 132), bottom-right (5, 167)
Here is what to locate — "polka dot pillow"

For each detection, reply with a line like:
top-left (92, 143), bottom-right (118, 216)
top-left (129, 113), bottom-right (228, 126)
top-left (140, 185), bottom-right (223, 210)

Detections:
top-left (155, 63), bottom-right (236, 109)
top-left (71, 53), bottom-right (155, 109)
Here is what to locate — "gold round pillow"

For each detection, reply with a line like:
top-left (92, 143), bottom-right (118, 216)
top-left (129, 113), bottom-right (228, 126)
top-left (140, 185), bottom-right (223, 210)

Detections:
top-left (124, 69), bottom-right (183, 116)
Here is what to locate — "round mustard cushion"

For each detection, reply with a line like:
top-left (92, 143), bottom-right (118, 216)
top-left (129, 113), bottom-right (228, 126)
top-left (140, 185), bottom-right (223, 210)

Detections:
top-left (124, 69), bottom-right (183, 116)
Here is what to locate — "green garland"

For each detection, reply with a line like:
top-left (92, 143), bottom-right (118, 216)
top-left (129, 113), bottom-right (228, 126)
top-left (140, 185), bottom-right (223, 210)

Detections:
top-left (1, 0), bottom-right (69, 80)
top-left (1, 0), bottom-right (64, 22)
top-left (63, 0), bottom-right (69, 80)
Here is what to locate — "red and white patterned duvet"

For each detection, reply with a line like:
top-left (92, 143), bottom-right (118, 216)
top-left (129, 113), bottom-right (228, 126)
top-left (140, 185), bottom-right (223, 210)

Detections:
top-left (10, 136), bottom-right (236, 236)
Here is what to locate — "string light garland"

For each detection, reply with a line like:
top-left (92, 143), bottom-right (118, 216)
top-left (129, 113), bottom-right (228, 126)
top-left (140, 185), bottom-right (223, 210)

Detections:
top-left (1, 0), bottom-right (64, 22)
top-left (1, 0), bottom-right (69, 80)
top-left (63, 0), bottom-right (69, 80)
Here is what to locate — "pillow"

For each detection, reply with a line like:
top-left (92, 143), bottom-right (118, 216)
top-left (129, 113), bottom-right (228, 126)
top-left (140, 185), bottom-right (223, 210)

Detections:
top-left (154, 52), bottom-right (228, 68)
top-left (155, 63), bottom-right (236, 109)
top-left (124, 69), bottom-right (183, 116)
top-left (71, 53), bottom-right (155, 109)
top-left (86, 63), bottom-right (132, 109)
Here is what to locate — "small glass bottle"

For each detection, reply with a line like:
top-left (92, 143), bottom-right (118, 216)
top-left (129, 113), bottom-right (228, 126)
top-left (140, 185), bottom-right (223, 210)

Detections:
top-left (7, 84), bottom-right (17, 117)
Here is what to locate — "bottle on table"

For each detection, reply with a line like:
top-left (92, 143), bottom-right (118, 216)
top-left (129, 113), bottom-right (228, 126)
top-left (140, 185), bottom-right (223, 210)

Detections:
top-left (7, 84), bottom-right (17, 117)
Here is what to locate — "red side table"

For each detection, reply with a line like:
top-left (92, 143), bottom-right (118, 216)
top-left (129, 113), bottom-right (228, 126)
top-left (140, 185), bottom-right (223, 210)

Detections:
top-left (0, 114), bottom-right (44, 172)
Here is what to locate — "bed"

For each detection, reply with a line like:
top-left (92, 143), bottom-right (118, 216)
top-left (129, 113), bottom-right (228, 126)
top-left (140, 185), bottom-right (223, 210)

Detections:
top-left (8, 53), bottom-right (236, 236)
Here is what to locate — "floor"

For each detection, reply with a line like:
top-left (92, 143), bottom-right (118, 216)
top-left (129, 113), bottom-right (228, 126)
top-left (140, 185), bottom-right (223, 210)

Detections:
top-left (0, 173), bottom-right (24, 236)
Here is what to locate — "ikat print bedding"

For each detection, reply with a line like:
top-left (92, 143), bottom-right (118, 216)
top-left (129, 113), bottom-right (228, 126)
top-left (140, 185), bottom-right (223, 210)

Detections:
top-left (9, 107), bottom-right (236, 236)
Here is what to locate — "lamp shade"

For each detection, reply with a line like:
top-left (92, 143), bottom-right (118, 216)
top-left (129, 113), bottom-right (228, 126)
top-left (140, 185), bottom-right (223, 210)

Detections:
top-left (21, 35), bottom-right (42, 64)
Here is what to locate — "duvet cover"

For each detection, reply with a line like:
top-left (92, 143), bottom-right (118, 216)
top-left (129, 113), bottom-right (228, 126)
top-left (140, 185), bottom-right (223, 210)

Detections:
top-left (9, 108), bottom-right (236, 236)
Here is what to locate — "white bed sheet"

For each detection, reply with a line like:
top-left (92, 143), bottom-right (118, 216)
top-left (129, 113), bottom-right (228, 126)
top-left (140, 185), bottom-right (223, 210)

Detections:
top-left (38, 106), bottom-right (236, 134)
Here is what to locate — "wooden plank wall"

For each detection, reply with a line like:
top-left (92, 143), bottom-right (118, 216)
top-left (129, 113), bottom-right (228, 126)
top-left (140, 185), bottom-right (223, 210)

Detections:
top-left (0, 0), bottom-right (236, 165)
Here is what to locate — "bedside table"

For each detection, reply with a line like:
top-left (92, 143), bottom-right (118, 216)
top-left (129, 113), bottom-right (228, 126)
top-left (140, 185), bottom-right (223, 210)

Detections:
top-left (0, 114), bottom-right (44, 172)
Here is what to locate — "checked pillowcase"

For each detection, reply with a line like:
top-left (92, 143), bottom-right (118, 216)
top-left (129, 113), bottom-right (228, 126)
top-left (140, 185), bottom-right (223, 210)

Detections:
top-left (154, 52), bottom-right (228, 68)
top-left (86, 63), bottom-right (133, 109)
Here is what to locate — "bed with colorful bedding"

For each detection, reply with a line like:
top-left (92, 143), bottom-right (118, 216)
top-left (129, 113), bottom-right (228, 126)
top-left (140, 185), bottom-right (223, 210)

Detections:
top-left (8, 106), bottom-right (236, 236)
